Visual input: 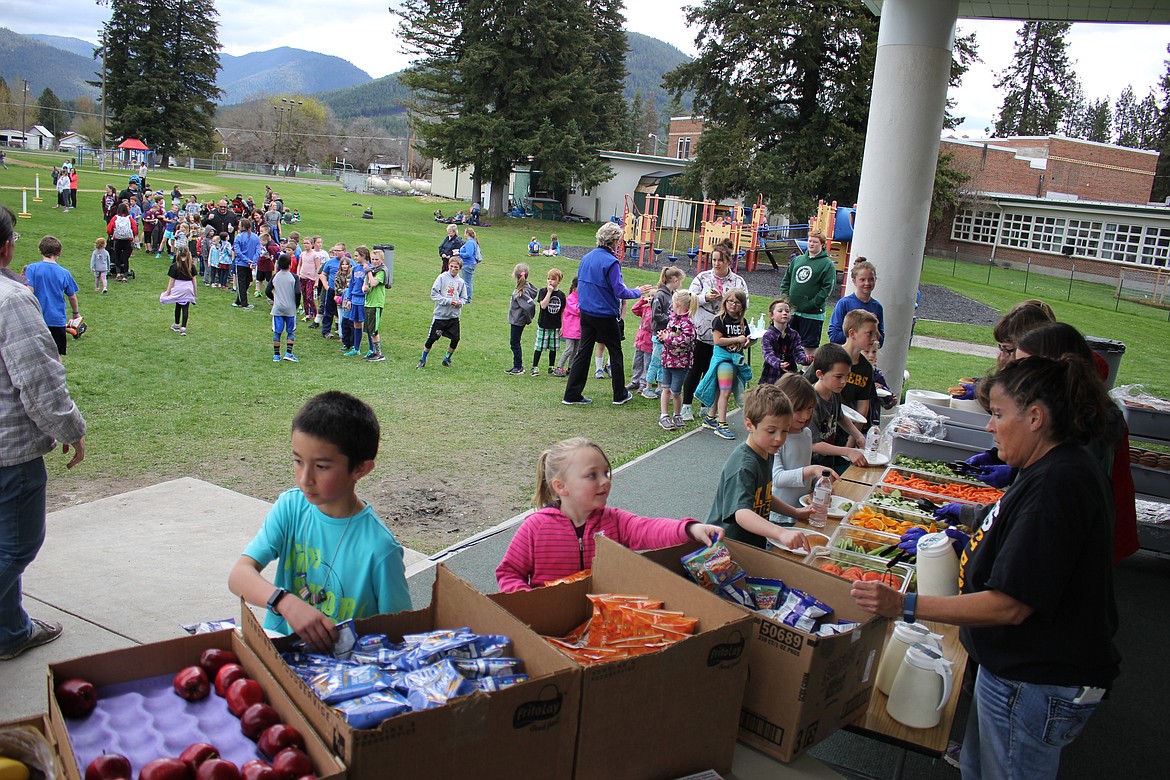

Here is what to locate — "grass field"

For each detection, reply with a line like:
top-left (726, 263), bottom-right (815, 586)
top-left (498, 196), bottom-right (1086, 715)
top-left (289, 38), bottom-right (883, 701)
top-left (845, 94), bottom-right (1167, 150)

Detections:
top-left (1, 149), bottom-right (1163, 553)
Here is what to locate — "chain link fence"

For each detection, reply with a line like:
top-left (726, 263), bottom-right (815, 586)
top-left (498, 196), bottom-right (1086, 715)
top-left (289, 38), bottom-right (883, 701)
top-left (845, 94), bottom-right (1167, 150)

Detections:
top-left (929, 250), bottom-right (1170, 322)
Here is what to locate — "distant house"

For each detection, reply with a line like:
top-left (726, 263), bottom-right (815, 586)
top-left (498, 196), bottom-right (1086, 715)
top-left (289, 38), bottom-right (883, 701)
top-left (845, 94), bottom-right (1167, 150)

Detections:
top-left (25, 125), bottom-right (54, 150)
top-left (0, 130), bottom-right (26, 147)
top-left (57, 132), bottom-right (85, 153)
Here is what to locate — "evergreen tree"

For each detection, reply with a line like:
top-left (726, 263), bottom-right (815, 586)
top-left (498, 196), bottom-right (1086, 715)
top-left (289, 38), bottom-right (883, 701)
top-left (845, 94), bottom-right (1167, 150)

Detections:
top-left (0, 78), bottom-right (16, 130)
top-left (642, 92), bottom-right (660, 153)
top-left (397, 0), bottom-right (623, 216)
top-left (626, 90), bottom-right (645, 152)
top-left (1083, 98), bottom-right (1112, 143)
top-left (944, 31), bottom-right (981, 130)
top-left (1154, 46), bottom-right (1170, 203)
top-left (664, 0), bottom-right (877, 217)
top-left (1114, 86), bottom-right (1160, 150)
top-left (1058, 80), bottom-right (1086, 137)
top-left (100, 0), bottom-right (221, 164)
top-left (36, 88), bottom-right (65, 137)
top-left (992, 22), bottom-right (1074, 137)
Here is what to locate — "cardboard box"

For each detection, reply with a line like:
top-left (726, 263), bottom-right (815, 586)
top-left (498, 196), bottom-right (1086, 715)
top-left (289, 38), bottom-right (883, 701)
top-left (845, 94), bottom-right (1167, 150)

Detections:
top-left (640, 538), bottom-right (888, 763)
top-left (241, 565), bottom-right (580, 779)
top-left (47, 630), bottom-right (345, 780)
top-left (490, 536), bottom-right (754, 780)
top-left (0, 713), bottom-right (64, 779)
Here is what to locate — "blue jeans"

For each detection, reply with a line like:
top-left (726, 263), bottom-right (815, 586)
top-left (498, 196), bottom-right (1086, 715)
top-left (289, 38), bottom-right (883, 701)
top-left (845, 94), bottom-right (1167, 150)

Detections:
top-left (647, 335), bottom-right (664, 385)
top-left (0, 458), bottom-right (48, 654)
top-left (961, 666), bottom-right (1101, 780)
top-left (461, 263), bottom-right (477, 302)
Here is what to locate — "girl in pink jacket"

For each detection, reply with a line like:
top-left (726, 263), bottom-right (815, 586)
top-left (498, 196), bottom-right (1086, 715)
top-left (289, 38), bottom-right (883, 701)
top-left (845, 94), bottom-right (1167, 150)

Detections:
top-left (496, 438), bottom-right (721, 592)
top-left (553, 277), bottom-right (580, 377)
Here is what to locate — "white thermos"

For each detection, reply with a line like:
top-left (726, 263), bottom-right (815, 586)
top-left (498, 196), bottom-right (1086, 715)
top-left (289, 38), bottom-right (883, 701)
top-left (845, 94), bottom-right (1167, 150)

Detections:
top-left (915, 532), bottom-right (960, 597)
top-left (886, 642), bottom-right (954, 729)
top-left (875, 621), bottom-right (943, 695)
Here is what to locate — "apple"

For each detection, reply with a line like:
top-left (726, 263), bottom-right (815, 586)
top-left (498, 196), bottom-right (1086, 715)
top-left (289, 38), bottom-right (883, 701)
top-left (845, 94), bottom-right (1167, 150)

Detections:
top-left (84, 753), bottom-right (132, 780)
top-left (257, 724), bottom-right (305, 760)
top-left (174, 666), bottom-right (211, 701)
top-left (139, 757), bottom-right (194, 780)
top-left (226, 678), bottom-right (264, 717)
top-left (194, 759), bottom-right (240, 780)
top-left (240, 703), bottom-right (281, 741)
top-left (240, 761), bottom-right (278, 780)
top-left (55, 678), bottom-right (98, 718)
top-left (178, 743), bottom-right (220, 771)
top-left (199, 648), bottom-right (239, 678)
top-left (271, 748), bottom-right (312, 780)
top-left (214, 664), bottom-right (248, 697)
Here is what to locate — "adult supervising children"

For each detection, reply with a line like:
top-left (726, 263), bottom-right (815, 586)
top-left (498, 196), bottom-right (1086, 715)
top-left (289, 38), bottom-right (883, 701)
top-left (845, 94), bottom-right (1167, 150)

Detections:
top-left (0, 206), bottom-right (87, 661)
top-left (681, 246), bottom-right (748, 420)
top-left (781, 230), bottom-right (836, 349)
top-left (563, 222), bottom-right (653, 406)
top-left (231, 218), bottom-right (260, 309)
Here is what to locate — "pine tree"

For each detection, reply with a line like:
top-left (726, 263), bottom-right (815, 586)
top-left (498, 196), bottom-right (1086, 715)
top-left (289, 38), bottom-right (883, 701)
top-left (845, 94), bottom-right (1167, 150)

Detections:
top-left (1083, 98), bottom-right (1112, 143)
top-left (0, 78), bottom-right (16, 130)
top-left (664, 0), bottom-right (877, 217)
top-left (100, 0), bottom-right (221, 164)
top-left (992, 22), bottom-right (1074, 137)
top-left (36, 88), bottom-right (65, 137)
top-left (1115, 87), bottom-right (1160, 150)
top-left (627, 90), bottom-right (645, 152)
top-left (397, 0), bottom-right (623, 215)
top-left (642, 92), bottom-right (660, 153)
top-left (1155, 46), bottom-right (1170, 203)
top-left (944, 31), bottom-right (981, 130)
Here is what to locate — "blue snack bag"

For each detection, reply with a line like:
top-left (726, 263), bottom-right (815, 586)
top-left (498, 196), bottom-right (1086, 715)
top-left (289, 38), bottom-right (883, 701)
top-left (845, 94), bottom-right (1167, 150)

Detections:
top-left (334, 690), bottom-right (412, 728)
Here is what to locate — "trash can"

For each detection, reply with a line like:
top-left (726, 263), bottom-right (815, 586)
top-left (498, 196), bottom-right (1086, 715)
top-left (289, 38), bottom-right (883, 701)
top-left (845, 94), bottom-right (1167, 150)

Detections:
top-left (372, 244), bottom-right (394, 287)
top-left (1084, 336), bottom-right (1125, 389)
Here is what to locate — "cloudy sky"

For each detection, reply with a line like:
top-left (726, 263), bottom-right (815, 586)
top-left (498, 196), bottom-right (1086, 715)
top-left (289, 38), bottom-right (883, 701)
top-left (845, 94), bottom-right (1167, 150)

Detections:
top-left (6, 1), bottom-right (1167, 135)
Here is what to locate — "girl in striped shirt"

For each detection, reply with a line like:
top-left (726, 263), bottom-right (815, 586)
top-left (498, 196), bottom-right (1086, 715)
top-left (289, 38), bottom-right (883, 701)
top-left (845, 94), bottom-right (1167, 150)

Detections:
top-left (495, 438), bottom-right (722, 592)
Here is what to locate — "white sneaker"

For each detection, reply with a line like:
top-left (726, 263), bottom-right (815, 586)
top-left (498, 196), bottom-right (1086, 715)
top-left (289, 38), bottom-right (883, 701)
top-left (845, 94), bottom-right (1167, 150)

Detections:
top-left (681, 404), bottom-right (694, 422)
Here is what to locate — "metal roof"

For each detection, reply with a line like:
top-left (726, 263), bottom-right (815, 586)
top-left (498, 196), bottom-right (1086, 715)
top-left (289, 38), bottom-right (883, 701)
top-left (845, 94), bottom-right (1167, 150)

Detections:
top-left (863, 1), bottom-right (1170, 23)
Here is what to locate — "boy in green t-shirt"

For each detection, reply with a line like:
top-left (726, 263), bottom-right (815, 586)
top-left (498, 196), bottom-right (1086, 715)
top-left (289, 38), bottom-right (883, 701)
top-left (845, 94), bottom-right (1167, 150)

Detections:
top-left (363, 248), bottom-right (389, 362)
top-left (707, 384), bottom-right (812, 551)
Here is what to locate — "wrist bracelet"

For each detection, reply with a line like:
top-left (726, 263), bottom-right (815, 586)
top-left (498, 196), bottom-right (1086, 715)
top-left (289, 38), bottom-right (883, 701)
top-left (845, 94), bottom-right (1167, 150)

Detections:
top-left (903, 592), bottom-right (918, 624)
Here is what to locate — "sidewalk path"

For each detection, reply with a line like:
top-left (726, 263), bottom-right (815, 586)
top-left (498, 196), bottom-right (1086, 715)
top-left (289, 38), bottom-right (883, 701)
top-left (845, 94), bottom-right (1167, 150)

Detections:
top-left (911, 334), bottom-right (998, 359)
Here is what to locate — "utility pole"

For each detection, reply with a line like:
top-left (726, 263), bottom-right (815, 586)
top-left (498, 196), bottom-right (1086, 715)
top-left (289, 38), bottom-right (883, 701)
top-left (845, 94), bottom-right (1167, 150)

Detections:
top-left (20, 80), bottom-right (29, 149)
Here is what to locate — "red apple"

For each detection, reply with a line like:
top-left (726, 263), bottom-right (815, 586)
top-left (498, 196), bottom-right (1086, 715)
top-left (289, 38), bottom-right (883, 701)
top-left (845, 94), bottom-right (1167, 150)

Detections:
top-left (194, 759), bottom-right (240, 780)
top-left (271, 748), bottom-right (312, 780)
top-left (214, 664), bottom-right (248, 697)
top-left (174, 666), bottom-right (211, 701)
top-left (240, 761), bottom-right (278, 780)
top-left (226, 678), bottom-right (264, 717)
top-left (257, 724), bottom-right (305, 760)
top-left (178, 743), bottom-right (220, 771)
top-left (199, 648), bottom-right (239, 678)
top-left (84, 753), bottom-right (132, 780)
top-left (240, 703), bottom-right (281, 741)
top-left (139, 757), bottom-right (194, 780)
top-left (55, 677), bottom-right (98, 718)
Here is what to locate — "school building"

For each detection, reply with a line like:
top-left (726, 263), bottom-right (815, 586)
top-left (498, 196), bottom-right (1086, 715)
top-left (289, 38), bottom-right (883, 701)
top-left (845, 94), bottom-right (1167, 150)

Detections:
top-left (927, 135), bottom-right (1170, 277)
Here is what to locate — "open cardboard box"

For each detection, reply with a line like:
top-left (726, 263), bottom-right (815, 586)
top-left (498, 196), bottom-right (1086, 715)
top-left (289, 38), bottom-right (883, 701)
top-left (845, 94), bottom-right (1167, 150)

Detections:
top-left (241, 565), bottom-right (580, 779)
top-left (47, 629), bottom-right (345, 780)
top-left (640, 538), bottom-right (889, 763)
top-left (489, 536), bottom-right (754, 780)
top-left (0, 713), bottom-right (63, 779)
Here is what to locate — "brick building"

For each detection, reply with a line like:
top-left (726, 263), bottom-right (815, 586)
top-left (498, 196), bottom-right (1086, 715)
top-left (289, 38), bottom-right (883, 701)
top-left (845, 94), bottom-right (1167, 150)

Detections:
top-left (928, 135), bottom-right (1170, 276)
top-left (667, 116), bottom-right (704, 160)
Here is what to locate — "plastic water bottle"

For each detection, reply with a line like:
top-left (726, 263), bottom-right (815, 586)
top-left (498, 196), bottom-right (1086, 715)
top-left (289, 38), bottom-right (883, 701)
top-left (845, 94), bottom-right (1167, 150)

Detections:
top-left (810, 473), bottom-right (832, 529)
top-left (756, 313), bottom-right (766, 333)
top-left (865, 425), bottom-right (880, 453)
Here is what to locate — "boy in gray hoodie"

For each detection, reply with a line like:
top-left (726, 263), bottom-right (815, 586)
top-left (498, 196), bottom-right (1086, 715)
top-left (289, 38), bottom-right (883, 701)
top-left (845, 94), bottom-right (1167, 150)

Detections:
top-left (271, 253), bottom-right (302, 362)
top-left (418, 256), bottom-right (469, 368)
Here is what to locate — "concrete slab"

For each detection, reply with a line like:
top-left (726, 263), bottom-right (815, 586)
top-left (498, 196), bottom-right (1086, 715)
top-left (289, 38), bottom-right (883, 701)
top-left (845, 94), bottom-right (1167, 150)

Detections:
top-left (0, 478), bottom-right (427, 722)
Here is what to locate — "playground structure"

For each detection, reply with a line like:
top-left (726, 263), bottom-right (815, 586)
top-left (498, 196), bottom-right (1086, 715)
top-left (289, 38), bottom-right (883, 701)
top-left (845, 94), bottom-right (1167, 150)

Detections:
top-left (619, 192), bottom-right (858, 284)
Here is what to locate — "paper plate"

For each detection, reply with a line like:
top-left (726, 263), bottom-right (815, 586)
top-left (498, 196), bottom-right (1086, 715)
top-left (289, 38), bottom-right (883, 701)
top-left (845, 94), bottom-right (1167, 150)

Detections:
top-left (862, 451), bottom-right (890, 466)
top-left (876, 387), bottom-right (892, 398)
top-left (799, 494), bottom-right (855, 519)
top-left (842, 405), bottom-right (867, 424)
top-left (768, 531), bottom-right (829, 556)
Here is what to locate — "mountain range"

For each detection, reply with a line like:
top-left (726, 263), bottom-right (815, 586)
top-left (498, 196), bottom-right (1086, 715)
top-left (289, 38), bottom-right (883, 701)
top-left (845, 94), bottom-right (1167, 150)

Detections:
top-left (1, 27), bottom-right (689, 124)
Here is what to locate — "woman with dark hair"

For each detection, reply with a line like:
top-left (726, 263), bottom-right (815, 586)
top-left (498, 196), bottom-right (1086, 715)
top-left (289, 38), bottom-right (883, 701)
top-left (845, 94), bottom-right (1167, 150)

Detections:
top-left (1016, 322), bottom-right (1140, 562)
top-left (852, 355), bottom-right (1120, 779)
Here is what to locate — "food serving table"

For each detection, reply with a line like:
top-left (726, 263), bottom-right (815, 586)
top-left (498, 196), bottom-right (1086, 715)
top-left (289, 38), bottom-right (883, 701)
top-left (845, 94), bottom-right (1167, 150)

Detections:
top-left (776, 464), bottom-right (969, 766)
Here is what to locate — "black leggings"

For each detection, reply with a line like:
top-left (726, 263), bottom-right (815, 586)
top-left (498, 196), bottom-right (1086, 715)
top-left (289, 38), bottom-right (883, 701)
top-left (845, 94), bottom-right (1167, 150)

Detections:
top-left (111, 238), bottom-right (133, 277)
top-left (682, 340), bottom-right (715, 405)
top-left (174, 303), bottom-right (189, 327)
top-left (235, 266), bottom-right (253, 306)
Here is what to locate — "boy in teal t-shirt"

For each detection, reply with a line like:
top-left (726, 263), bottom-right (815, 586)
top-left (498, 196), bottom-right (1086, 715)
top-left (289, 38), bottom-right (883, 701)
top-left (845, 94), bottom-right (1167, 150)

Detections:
top-left (229, 392), bottom-right (411, 652)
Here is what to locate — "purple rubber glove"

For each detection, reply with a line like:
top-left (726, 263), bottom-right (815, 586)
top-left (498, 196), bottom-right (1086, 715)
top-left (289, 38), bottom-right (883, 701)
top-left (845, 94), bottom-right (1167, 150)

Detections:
top-left (898, 526), bottom-right (928, 554)
top-left (966, 451), bottom-right (996, 468)
top-left (945, 526), bottom-right (971, 555)
top-left (934, 502), bottom-right (964, 524)
top-left (951, 382), bottom-right (975, 400)
top-left (975, 464), bottom-right (1014, 489)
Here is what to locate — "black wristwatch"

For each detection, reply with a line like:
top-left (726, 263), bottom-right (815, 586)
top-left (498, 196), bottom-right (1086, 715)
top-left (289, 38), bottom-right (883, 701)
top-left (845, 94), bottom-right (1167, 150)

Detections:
top-left (267, 587), bottom-right (289, 616)
top-left (903, 592), bottom-right (918, 624)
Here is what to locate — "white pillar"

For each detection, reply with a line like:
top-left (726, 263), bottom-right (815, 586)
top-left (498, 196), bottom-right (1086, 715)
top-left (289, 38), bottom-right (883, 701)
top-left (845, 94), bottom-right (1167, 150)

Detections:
top-left (852, 0), bottom-right (959, 396)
